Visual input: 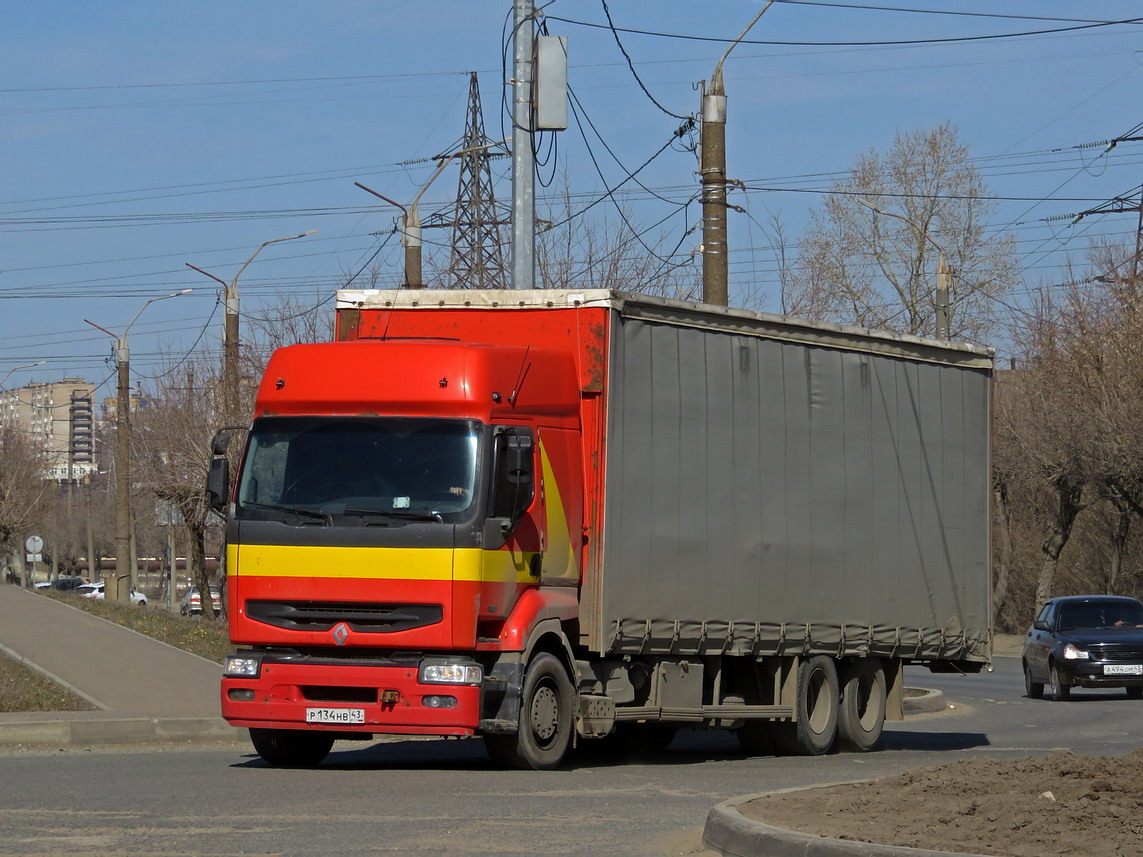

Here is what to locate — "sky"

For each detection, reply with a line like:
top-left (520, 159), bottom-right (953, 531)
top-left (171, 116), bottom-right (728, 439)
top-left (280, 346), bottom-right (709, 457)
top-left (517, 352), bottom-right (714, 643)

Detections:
top-left (2, 1), bottom-right (1141, 396)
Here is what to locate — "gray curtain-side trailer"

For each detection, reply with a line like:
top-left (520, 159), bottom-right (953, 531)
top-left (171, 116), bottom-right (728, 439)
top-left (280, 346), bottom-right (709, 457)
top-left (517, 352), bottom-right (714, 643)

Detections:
top-left (337, 289), bottom-right (993, 759)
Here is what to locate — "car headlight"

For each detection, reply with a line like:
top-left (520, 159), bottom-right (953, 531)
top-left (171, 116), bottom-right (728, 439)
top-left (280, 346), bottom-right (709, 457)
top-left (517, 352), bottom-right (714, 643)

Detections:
top-left (224, 655), bottom-right (262, 678)
top-left (419, 661), bottom-right (483, 686)
top-left (1062, 643), bottom-right (1090, 660)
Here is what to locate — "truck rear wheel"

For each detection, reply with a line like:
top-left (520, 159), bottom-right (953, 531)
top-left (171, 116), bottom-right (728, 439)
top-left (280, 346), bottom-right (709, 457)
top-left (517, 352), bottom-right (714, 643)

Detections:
top-left (485, 653), bottom-right (574, 770)
top-left (837, 659), bottom-right (886, 752)
top-left (249, 728), bottom-right (335, 767)
top-left (773, 656), bottom-right (839, 756)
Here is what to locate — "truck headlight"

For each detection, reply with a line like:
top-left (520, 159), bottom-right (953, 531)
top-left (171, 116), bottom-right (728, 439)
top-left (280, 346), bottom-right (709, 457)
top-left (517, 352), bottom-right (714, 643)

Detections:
top-left (419, 661), bottom-right (483, 686)
top-left (1062, 644), bottom-right (1090, 660)
top-left (224, 655), bottom-right (262, 678)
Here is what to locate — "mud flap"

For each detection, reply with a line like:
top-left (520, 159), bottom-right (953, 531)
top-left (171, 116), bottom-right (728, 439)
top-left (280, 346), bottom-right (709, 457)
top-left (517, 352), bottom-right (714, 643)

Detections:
top-left (479, 657), bottom-right (524, 734)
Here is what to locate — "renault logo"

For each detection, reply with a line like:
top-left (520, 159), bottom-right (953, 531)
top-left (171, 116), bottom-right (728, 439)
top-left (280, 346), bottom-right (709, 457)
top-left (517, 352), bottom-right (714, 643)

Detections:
top-left (332, 623), bottom-right (350, 646)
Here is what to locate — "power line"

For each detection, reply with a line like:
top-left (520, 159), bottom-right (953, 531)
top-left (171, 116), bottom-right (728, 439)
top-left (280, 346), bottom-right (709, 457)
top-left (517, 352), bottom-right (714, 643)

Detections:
top-left (598, 0), bottom-right (690, 121)
top-left (546, 14), bottom-right (1143, 48)
top-left (768, 2), bottom-right (1141, 26)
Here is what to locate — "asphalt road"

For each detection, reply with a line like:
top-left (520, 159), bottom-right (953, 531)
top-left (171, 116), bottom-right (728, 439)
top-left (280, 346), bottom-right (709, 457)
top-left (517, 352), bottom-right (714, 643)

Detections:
top-left (2, 658), bottom-right (1141, 857)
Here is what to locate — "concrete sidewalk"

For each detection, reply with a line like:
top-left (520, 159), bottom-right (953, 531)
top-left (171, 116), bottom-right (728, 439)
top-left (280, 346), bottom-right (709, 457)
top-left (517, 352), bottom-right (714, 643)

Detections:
top-left (0, 584), bottom-right (241, 745)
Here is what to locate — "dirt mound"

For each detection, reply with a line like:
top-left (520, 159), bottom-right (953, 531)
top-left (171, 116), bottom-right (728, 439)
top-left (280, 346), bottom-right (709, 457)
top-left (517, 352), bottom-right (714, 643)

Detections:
top-left (740, 750), bottom-right (1143, 856)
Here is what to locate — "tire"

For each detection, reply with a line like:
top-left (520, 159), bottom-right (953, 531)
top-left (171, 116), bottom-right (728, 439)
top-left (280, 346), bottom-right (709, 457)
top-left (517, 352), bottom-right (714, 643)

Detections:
top-left (1023, 662), bottom-right (1044, 699)
top-left (1049, 664), bottom-right (1071, 701)
top-left (837, 659), bottom-right (886, 753)
top-left (249, 728), bottom-right (335, 767)
top-left (773, 656), bottom-right (840, 756)
top-left (485, 653), bottom-right (574, 770)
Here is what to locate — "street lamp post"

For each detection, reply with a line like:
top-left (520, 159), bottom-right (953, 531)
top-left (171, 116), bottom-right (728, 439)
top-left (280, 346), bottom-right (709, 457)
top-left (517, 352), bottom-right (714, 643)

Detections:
top-left (700, 2), bottom-right (774, 307)
top-left (356, 141), bottom-right (506, 290)
top-left (84, 290), bottom-right (191, 601)
top-left (858, 201), bottom-right (951, 339)
top-left (0, 361), bottom-right (46, 391)
top-left (186, 231), bottom-right (316, 425)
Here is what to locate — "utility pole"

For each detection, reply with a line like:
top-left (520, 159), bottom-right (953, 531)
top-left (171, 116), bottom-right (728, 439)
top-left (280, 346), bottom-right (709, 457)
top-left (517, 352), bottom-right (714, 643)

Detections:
top-left (700, 2), bottom-right (772, 307)
top-left (448, 72), bottom-right (509, 290)
top-left (858, 200), bottom-right (951, 339)
top-left (85, 290), bottom-right (191, 601)
top-left (357, 140), bottom-right (506, 290)
top-left (511, 0), bottom-right (536, 290)
top-left (186, 231), bottom-right (315, 424)
top-left (84, 477), bottom-right (95, 585)
top-left (936, 253), bottom-right (951, 340)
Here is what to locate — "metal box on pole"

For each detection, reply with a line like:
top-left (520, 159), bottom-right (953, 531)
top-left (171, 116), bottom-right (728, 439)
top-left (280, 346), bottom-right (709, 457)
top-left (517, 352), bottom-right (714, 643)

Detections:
top-left (534, 36), bottom-right (567, 131)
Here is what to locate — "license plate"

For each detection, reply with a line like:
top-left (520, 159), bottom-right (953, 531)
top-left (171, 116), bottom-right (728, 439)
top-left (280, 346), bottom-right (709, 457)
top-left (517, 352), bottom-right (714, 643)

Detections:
top-left (1103, 664), bottom-right (1143, 676)
top-left (305, 707), bottom-right (365, 724)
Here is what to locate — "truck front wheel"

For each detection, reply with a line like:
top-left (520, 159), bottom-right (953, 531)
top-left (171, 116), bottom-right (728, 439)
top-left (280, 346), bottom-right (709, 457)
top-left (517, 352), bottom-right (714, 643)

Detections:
top-left (773, 656), bottom-right (839, 756)
top-left (485, 653), bottom-right (574, 770)
top-left (837, 658), bottom-right (886, 752)
top-left (249, 728), bottom-right (335, 767)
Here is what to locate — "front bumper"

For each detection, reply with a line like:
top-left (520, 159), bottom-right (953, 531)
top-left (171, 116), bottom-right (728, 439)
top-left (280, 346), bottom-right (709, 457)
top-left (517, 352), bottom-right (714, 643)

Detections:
top-left (1054, 660), bottom-right (1143, 688)
top-left (221, 656), bottom-right (484, 736)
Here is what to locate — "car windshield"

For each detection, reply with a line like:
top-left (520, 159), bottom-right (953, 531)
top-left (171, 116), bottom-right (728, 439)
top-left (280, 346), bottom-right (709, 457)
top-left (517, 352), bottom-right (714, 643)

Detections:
top-left (235, 416), bottom-right (480, 524)
top-left (1057, 602), bottom-right (1143, 630)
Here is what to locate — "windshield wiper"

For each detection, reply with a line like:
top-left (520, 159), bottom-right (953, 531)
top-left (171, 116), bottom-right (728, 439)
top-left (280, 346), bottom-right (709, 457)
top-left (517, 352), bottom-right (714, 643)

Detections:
top-left (344, 508), bottom-right (443, 523)
top-left (243, 501), bottom-right (332, 525)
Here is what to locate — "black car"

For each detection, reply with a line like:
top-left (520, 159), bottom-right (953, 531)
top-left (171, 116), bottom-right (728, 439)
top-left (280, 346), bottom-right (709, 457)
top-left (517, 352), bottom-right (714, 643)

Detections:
top-left (48, 577), bottom-right (88, 592)
top-left (1022, 595), bottom-right (1143, 700)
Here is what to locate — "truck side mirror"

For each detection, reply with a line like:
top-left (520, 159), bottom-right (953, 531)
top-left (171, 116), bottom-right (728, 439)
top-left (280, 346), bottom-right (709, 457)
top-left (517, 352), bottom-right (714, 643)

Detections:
top-left (206, 457), bottom-right (230, 510)
top-left (211, 429), bottom-right (232, 457)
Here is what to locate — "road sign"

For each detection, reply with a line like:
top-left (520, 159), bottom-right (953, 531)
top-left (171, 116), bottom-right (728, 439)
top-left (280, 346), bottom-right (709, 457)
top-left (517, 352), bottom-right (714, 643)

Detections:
top-left (25, 535), bottom-right (43, 554)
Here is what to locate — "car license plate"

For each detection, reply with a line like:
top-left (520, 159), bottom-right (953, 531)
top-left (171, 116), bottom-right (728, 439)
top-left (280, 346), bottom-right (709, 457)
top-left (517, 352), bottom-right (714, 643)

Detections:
top-left (305, 707), bottom-right (365, 724)
top-left (1103, 664), bottom-right (1143, 676)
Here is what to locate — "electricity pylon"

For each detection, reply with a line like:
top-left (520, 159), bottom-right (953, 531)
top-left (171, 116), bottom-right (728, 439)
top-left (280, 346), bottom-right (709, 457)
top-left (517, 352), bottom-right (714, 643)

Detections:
top-left (446, 72), bottom-right (509, 290)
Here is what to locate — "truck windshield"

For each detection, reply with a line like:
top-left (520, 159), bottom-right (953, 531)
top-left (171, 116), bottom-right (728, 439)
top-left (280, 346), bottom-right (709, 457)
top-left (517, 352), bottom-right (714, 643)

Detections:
top-left (235, 416), bottom-right (480, 523)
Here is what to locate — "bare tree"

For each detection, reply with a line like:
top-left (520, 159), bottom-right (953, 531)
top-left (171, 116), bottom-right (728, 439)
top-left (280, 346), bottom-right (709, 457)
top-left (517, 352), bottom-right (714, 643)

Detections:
top-left (792, 122), bottom-right (1017, 341)
top-left (243, 292), bottom-right (335, 384)
top-left (134, 363), bottom-right (222, 615)
top-left (0, 422), bottom-right (50, 585)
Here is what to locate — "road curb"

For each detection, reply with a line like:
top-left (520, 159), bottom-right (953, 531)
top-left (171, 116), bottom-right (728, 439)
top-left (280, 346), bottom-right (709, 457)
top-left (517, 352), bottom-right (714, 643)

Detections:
top-left (902, 687), bottom-right (946, 715)
top-left (702, 688), bottom-right (961, 857)
top-left (0, 716), bottom-right (243, 746)
top-left (703, 788), bottom-right (988, 857)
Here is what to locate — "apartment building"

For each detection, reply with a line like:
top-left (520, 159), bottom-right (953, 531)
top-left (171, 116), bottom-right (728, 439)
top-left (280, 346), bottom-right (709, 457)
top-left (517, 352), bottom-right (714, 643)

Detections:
top-left (0, 379), bottom-right (97, 481)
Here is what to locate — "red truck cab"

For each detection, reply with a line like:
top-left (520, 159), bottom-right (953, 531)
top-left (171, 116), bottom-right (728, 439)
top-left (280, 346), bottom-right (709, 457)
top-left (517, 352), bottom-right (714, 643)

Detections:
top-left (218, 300), bottom-right (604, 768)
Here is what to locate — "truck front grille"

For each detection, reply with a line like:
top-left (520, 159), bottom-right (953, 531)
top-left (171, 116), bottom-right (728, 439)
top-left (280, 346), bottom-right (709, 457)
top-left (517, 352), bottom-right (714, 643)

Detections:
top-left (246, 600), bottom-right (442, 634)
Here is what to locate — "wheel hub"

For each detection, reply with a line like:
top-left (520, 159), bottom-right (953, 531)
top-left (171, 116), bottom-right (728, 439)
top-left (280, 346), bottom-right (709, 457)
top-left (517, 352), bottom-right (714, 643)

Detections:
top-left (531, 685), bottom-right (559, 741)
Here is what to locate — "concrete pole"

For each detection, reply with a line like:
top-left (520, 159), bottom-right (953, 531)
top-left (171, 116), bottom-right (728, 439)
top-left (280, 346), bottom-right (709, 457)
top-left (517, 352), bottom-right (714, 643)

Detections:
top-left (700, 72), bottom-right (728, 307)
top-left (113, 343), bottom-right (131, 602)
top-left (700, 2), bottom-right (773, 308)
top-left (199, 232), bottom-right (315, 424)
top-left (84, 478), bottom-right (96, 585)
top-left (511, 0), bottom-right (535, 290)
top-left (85, 289), bottom-right (191, 601)
top-left (936, 252), bottom-right (951, 340)
top-left (223, 285), bottom-right (240, 425)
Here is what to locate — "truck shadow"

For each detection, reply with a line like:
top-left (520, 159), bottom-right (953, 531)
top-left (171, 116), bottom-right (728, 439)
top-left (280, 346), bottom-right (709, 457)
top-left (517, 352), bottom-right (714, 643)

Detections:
top-left (230, 728), bottom-right (990, 771)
